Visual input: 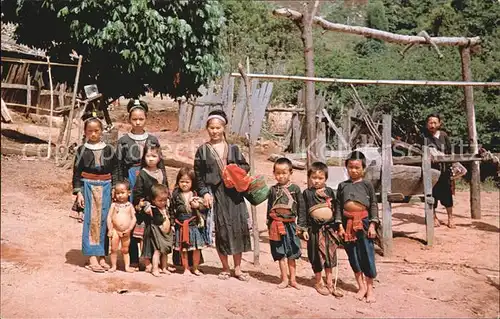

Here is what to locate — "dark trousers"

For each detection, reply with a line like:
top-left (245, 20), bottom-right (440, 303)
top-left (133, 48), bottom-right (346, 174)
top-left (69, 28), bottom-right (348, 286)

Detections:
top-left (344, 218), bottom-right (377, 278)
top-left (129, 235), bottom-right (140, 264)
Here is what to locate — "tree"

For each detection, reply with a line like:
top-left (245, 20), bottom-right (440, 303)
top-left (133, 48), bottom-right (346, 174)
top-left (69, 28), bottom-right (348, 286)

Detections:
top-left (313, 0), bottom-right (500, 151)
top-left (2, 0), bottom-right (225, 100)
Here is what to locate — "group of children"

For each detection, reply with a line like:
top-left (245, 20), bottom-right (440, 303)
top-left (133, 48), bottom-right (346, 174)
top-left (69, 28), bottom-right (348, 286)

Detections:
top-left (267, 153), bottom-right (378, 303)
top-left (72, 98), bottom-right (379, 303)
top-left (73, 99), bottom-right (207, 278)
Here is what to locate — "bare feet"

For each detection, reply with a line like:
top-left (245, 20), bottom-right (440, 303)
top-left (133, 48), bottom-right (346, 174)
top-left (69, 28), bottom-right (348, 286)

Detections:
top-left (108, 267), bottom-right (117, 273)
top-left (277, 280), bottom-right (288, 289)
top-left (167, 266), bottom-right (176, 272)
top-left (332, 288), bottom-right (344, 298)
top-left (193, 269), bottom-right (203, 276)
top-left (125, 267), bottom-right (136, 273)
top-left (289, 281), bottom-right (301, 290)
top-left (99, 258), bottom-right (110, 271)
top-left (152, 270), bottom-right (161, 277)
top-left (145, 264), bottom-right (152, 273)
top-left (326, 285), bottom-right (343, 297)
top-left (355, 286), bottom-right (367, 300)
top-left (160, 268), bottom-right (171, 275)
top-left (183, 269), bottom-right (192, 276)
top-left (434, 216), bottom-right (442, 227)
top-left (314, 283), bottom-right (330, 296)
top-left (366, 290), bottom-right (376, 303)
top-left (447, 217), bottom-right (456, 229)
top-left (234, 271), bottom-right (250, 282)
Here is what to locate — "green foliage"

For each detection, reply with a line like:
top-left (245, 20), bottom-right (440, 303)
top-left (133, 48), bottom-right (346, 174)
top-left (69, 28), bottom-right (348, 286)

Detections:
top-left (366, 1), bottom-right (388, 30)
top-left (218, 0), bottom-right (303, 103)
top-left (266, 0), bottom-right (500, 151)
top-left (2, 0), bottom-right (225, 100)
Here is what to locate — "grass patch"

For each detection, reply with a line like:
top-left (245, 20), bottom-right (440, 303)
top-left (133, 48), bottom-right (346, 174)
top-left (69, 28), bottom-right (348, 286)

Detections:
top-left (455, 177), bottom-right (499, 192)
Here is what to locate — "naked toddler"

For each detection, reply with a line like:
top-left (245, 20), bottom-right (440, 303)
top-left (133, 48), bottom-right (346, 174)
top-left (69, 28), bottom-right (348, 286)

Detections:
top-left (107, 181), bottom-right (137, 273)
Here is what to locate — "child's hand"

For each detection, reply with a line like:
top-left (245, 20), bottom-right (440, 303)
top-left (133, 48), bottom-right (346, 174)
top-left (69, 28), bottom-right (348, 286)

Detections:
top-left (111, 189), bottom-right (116, 201)
top-left (203, 193), bottom-right (213, 208)
top-left (145, 207), bottom-right (153, 216)
top-left (77, 192), bottom-right (85, 208)
top-left (190, 200), bottom-right (200, 209)
top-left (107, 230), bottom-right (113, 238)
top-left (337, 225), bottom-right (346, 239)
top-left (302, 231), bottom-right (310, 241)
top-left (368, 223), bottom-right (377, 239)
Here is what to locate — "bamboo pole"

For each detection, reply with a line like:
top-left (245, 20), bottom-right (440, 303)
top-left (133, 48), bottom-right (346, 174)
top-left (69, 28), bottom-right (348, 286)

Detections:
top-left (238, 62), bottom-right (260, 266)
top-left (460, 46), bottom-right (481, 220)
top-left (230, 73), bottom-right (500, 87)
top-left (1, 57), bottom-right (79, 68)
top-left (272, 8), bottom-right (481, 47)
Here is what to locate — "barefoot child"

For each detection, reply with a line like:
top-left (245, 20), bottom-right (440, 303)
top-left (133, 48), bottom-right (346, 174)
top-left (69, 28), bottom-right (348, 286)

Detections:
top-left (133, 144), bottom-right (172, 273)
top-left (336, 151), bottom-right (379, 303)
top-left (267, 157), bottom-right (303, 289)
top-left (171, 167), bottom-right (207, 276)
top-left (72, 116), bottom-right (118, 272)
top-left (107, 181), bottom-right (137, 273)
top-left (116, 99), bottom-right (161, 267)
top-left (147, 184), bottom-right (174, 277)
top-left (299, 162), bottom-right (343, 297)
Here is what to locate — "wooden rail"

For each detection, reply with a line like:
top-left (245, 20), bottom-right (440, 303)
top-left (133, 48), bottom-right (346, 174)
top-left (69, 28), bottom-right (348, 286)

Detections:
top-left (393, 154), bottom-right (483, 165)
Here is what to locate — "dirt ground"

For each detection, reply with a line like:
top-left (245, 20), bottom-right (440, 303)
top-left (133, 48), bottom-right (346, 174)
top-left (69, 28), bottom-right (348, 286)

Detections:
top-left (1, 95), bottom-right (499, 318)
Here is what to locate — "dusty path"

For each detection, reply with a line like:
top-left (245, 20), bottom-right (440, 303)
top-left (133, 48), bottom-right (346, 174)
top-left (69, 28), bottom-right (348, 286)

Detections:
top-left (1, 156), bottom-right (499, 318)
top-left (1, 95), bottom-right (499, 318)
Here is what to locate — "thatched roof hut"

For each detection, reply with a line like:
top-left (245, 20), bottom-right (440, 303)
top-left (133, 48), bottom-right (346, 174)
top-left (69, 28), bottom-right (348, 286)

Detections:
top-left (1, 22), bottom-right (46, 58)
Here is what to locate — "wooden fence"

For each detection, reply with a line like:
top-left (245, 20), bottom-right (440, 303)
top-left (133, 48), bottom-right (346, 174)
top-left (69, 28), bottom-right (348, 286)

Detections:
top-left (178, 74), bottom-right (274, 142)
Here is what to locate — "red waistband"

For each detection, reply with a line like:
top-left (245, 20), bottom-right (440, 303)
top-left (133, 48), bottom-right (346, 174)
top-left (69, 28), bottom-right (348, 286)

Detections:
top-left (81, 172), bottom-right (111, 180)
top-left (344, 210), bottom-right (368, 242)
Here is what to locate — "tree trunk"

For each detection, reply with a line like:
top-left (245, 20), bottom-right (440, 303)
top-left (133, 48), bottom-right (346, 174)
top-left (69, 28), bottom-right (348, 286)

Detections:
top-left (272, 8), bottom-right (481, 46)
top-left (299, 2), bottom-right (318, 169)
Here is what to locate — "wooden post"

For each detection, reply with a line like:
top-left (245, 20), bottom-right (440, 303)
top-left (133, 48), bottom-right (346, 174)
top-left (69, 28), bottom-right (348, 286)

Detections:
top-left (316, 122), bottom-right (326, 162)
top-left (63, 55), bottom-right (83, 156)
top-left (25, 72), bottom-right (31, 116)
top-left (315, 96), bottom-right (326, 162)
top-left (422, 145), bottom-right (434, 246)
top-left (299, 0), bottom-right (320, 169)
top-left (292, 113), bottom-right (301, 153)
top-left (460, 46), bottom-right (481, 220)
top-left (1, 98), bottom-right (13, 123)
top-left (46, 57), bottom-right (55, 159)
top-left (343, 108), bottom-right (351, 150)
top-left (238, 63), bottom-right (260, 266)
top-left (381, 114), bottom-right (393, 257)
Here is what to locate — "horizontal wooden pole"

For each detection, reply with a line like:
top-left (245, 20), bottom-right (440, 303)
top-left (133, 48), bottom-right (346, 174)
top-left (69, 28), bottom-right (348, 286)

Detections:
top-left (266, 107), bottom-right (304, 113)
top-left (393, 154), bottom-right (483, 165)
top-left (40, 90), bottom-right (74, 97)
top-left (230, 73), bottom-right (500, 87)
top-left (1, 83), bottom-right (36, 90)
top-left (5, 102), bottom-right (69, 114)
top-left (273, 8), bottom-right (481, 47)
top-left (1, 57), bottom-right (79, 68)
